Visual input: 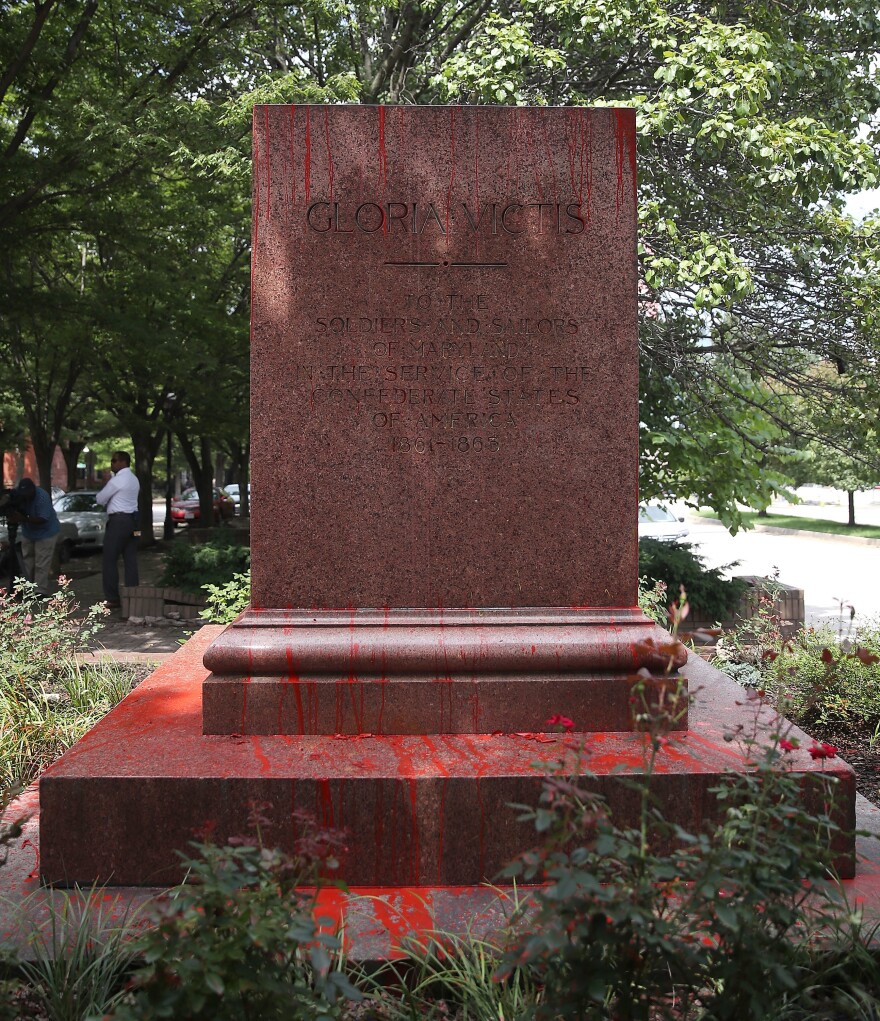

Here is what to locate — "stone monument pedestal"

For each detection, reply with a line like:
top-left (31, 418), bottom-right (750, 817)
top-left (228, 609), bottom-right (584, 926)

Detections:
top-left (38, 627), bottom-right (855, 887)
top-left (35, 104), bottom-right (856, 896)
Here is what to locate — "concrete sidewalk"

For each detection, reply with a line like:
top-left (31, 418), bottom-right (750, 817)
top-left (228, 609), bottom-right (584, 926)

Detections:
top-left (63, 543), bottom-right (205, 661)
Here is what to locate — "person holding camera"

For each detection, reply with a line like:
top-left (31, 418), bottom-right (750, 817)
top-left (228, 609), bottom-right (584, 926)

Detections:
top-left (7, 478), bottom-right (60, 596)
top-left (96, 451), bottom-right (140, 609)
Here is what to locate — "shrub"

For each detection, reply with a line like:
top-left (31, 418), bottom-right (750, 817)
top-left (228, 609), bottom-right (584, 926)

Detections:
top-left (201, 570), bottom-right (250, 624)
top-left (20, 886), bottom-right (143, 1021)
top-left (108, 811), bottom-right (358, 1021)
top-left (159, 536), bottom-right (250, 594)
top-left (638, 539), bottom-right (748, 622)
top-left (0, 578), bottom-right (106, 692)
top-left (498, 714), bottom-right (866, 1021)
top-left (758, 623), bottom-right (880, 729)
top-left (0, 581), bottom-right (137, 790)
top-left (637, 577), bottom-right (668, 626)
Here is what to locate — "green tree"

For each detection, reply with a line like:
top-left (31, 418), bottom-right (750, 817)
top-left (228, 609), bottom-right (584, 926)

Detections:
top-left (4, 0), bottom-right (880, 532)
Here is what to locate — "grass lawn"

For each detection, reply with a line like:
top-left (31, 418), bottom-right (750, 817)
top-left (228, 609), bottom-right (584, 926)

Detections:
top-left (699, 509), bottom-right (880, 539)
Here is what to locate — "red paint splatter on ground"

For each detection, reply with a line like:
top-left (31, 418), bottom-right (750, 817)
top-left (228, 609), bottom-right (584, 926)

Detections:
top-left (22, 839), bottom-right (39, 880)
top-left (251, 736), bottom-right (271, 775)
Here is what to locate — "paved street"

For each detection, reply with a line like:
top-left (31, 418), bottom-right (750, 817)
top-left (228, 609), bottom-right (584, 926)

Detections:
top-left (678, 499), bottom-right (880, 633)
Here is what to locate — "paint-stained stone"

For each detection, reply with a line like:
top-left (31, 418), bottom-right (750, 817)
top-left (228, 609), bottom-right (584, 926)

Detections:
top-left (34, 106), bottom-right (856, 900)
top-left (248, 105), bottom-right (638, 610)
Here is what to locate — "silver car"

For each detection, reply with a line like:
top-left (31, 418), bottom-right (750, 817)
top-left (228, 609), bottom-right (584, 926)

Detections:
top-left (53, 491), bottom-right (108, 550)
top-left (637, 503), bottom-right (690, 543)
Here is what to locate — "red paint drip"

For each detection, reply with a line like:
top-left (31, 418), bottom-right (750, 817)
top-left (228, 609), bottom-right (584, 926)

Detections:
top-left (335, 678), bottom-right (344, 733)
top-left (436, 776), bottom-right (447, 884)
top-left (289, 105), bottom-right (297, 207)
top-left (264, 106), bottom-right (271, 220)
top-left (324, 108), bottom-right (334, 203)
top-left (317, 779), bottom-right (334, 828)
top-left (614, 109), bottom-right (630, 219)
top-left (525, 115), bottom-right (543, 201)
top-left (473, 115), bottom-right (480, 258)
top-left (540, 109), bottom-right (557, 202)
top-left (408, 779), bottom-right (420, 885)
top-left (288, 649), bottom-right (304, 735)
top-left (252, 108), bottom-right (260, 254)
top-left (22, 838), bottom-right (39, 881)
top-left (377, 648), bottom-right (387, 736)
top-left (304, 107), bottom-right (311, 203)
top-left (373, 781), bottom-right (385, 882)
top-left (378, 105), bottom-right (388, 235)
top-left (470, 682), bottom-right (481, 731)
top-left (277, 682), bottom-right (286, 733)
top-left (305, 681), bottom-right (318, 733)
top-left (252, 736), bottom-right (271, 775)
top-left (241, 647), bottom-right (253, 733)
top-left (445, 106), bottom-right (457, 244)
top-left (475, 777), bottom-right (486, 879)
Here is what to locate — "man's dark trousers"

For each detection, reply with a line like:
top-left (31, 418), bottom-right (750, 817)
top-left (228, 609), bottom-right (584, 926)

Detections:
top-left (103, 512), bottom-right (139, 604)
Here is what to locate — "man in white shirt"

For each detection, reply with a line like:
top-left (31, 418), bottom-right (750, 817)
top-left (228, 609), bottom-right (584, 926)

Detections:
top-left (96, 451), bottom-right (140, 609)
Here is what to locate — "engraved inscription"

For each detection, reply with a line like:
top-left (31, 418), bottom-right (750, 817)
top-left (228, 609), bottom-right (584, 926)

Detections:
top-left (303, 291), bottom-right (588, 453)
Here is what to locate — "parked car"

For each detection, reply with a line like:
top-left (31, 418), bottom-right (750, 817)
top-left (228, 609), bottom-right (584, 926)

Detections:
top-left (53, 491), bottom-right (107, 551)
top-left (637, 503), bottom-right (689, 543)
top-left (224, 483), bottom-right (251, 513)
top-left (171, 487), bottom-right (236, 525)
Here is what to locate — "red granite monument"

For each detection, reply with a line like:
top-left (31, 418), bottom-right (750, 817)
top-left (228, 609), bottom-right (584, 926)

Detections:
top-left (203, 105), bottom-right (684, 734)
top-left (38, 106), bottom-right (854, 890)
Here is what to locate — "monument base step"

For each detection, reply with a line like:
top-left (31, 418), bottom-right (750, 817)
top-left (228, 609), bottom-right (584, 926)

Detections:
top-left (202, 672), bottom-right (687, 735)
top-left (39, 628), bottom-right (856, 887)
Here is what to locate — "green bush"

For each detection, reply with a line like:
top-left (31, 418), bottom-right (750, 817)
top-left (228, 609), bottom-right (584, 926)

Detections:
top-left (108, 816), bottom-right (357, 1021)
top-left (0, 581), bottom-right (137, 790)
top-left (201, 570), bottom-right (251, 624)
top-left (499, 726), bottom-right (871, 1021)
top-left (21, 887), bottom-right (143, 1021)
top-left (760, 623), bottom-right (880, 729)
top-left (638, 539), bottom-right (748, 622)
top-left (159, 536), bottom-right (250, 594)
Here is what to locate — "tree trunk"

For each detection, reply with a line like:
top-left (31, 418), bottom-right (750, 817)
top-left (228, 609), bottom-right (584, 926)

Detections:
top-left (848, 490), bottom-right (856, 527)
top-left (177, 431), bottom-right (216, 529)
top-left (62, 439), bottom-right (84, 491)
top-left (130, 428), bottom-right (163, 548)
top-left (29, 430), bottom-right (55, 493)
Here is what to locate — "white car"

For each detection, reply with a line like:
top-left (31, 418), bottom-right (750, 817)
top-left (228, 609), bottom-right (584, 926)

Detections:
top-left (53, 491), bottom-right (108, 550)
top-left (638, 503), bottom-right (689, 542)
